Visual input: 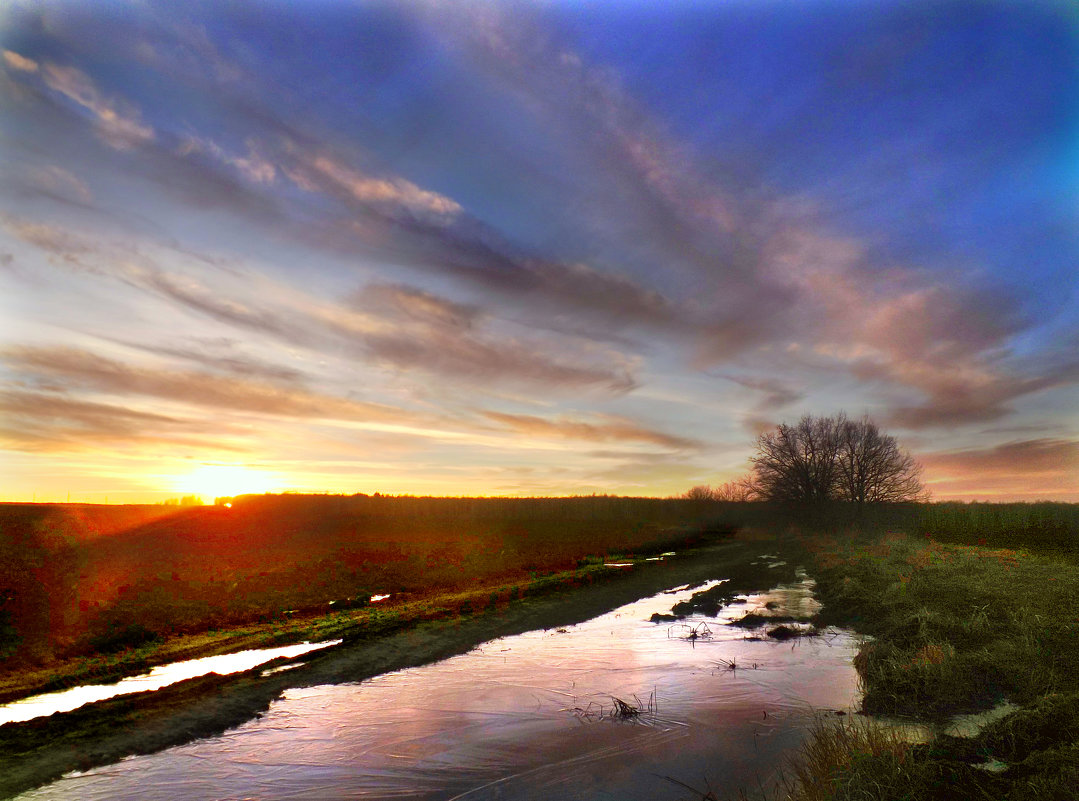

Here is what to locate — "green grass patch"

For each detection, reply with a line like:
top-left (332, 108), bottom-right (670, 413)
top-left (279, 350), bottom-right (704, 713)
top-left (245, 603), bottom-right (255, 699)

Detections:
top-left (780, 521), bottom-right (1079, 800)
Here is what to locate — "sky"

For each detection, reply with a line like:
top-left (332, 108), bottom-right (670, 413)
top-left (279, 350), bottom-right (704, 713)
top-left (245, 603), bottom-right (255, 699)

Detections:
top-left (1, 0), bottom-right (1077, 503)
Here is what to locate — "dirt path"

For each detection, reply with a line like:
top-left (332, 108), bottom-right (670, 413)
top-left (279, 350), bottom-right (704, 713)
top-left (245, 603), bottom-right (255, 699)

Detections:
top-left (1, 535), bottom-right (798, 800)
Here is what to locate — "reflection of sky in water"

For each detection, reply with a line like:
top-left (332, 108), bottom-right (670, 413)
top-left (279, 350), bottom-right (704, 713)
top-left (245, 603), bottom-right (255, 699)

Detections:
top-left (19, 577), bottom-right (860, 801)
top-left (0, 640), bottom-right (341, 725)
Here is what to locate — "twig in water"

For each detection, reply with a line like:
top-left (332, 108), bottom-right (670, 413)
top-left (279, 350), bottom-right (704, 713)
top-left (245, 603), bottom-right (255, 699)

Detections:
top-left (656, 774), bottom-right (720, 799)
top-left (611, 696), bottom-right (640, 718)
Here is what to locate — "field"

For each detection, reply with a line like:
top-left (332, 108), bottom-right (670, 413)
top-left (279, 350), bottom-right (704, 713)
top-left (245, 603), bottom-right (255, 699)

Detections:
top-left (0, 493), bottom-right (754, 698)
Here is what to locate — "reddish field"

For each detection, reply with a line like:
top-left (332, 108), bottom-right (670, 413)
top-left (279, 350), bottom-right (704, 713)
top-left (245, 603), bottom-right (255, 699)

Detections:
top-left (0, 494), bottom-right (726, 666)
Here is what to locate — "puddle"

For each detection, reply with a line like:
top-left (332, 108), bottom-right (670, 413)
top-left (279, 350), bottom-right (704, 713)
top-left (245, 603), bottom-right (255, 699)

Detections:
top-left (0, 640), bottom-right (342, 725)
top-left (18, 570), bottom-right (860, 800)
top-left (851, 699), bottom-right (1022, 746)
top-left (942, 700), bottom-right (1019, 738)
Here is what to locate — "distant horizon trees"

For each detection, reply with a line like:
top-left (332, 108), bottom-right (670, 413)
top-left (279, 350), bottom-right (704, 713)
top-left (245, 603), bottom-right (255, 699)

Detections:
top-left (750, 413), bottom-right (925, 505)
top-left (681, 477), bottom-right (757, 503)
top-left (157, 495), bottom-right (203, 507)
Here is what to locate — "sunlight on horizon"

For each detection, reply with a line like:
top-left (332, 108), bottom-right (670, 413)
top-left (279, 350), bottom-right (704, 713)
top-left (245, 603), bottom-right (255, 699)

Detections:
top-left (174, 465), bottom-right (280, 502)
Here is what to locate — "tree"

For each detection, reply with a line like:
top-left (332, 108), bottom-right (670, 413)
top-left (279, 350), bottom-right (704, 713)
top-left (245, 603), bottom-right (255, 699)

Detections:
top-left (835, 415), bottom-right (925, 505)
top-left (751, 414), bottom-right (844, 503)
top-left (682, 485), bottom-right (716, 501)
top-left (681, 476), bottom-right (757, 502)
top-left (713, 477), bottom-right (758, 502)
top-left (751, 413), bottom-right (924, 505)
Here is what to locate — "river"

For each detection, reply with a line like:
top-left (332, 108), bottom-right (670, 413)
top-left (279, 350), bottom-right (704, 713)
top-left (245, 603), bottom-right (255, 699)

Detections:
top-left (17, 562), bottom-right (860, 800)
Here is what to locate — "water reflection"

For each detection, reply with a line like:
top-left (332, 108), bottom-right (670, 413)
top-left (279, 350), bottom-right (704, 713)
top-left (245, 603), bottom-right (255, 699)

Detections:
top-left (19, 575), bottom-right (859, 800)
top-left (0, 640), bottom-right (342, 725)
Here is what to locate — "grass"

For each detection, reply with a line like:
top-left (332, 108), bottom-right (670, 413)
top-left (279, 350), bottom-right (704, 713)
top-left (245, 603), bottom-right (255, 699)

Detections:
top-left (776, 507), bottom-right (1079, 801)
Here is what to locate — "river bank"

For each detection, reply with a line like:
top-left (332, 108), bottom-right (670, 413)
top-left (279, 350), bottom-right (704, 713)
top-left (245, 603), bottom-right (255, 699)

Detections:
top-left (786, 530), bottom-right (1079, 800)
top-left (1, 532), bottom-right (805, 799)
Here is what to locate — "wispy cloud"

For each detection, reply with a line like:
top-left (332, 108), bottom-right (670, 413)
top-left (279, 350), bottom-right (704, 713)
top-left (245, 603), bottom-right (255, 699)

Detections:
top-left (26, 165), bottom-right (94, 204)
top-left (483, 410), bottom-right (700, 451)
top-left (4, 216), bottom-right (641, 395)
top-left (40, 63), bottom-right (154, 149)
top-left (920, 438), bottom-right (1079, 500)
top-left (285, 149), bottom-right (461, 218)
top-left (2, 49), bottom-right (38, 73)
top-left (2, 345), bottom-right (412, 424)
top-left (177, 136), bottom-right (276, 184)
top-left (353, 283), bottom-right (480, 331)
top-left (724, 375), bottom-right (805, 412)
top-left (0, 389), bottom-right (245, 453)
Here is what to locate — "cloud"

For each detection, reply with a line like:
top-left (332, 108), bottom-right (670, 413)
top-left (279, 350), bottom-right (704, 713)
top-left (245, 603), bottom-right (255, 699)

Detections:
top-left (420, 4), bottom-right (1063, 431)
top-left (725, 375), bottom-right (805, 411)
top-left (919, 438), bottom-right (1079, 500)
top-left (585, 451), bottom-right (713, 491)
top-left (103, 338), bottom-right (307, 383)
top-left (26, 165), bottom-right (94, 204)
top-left (363, 327), bottom-right (638, 393)
top-left (139, 269), bottom-right (317, 343)
top-left (132, 19), bottom-right (244, 85)
top-left (177, 136), bottom-right (276, 184)
top-left (884, 369), bottom-right (1076, 429)
top-left (332, 211), bottom-right (684, 335)
top-left (136, 263), bottom-right (640, 395)
top-left (2, 50), bottom-right (38, 73)
top-left (0, 216), bottom-right (103, 271)
top-left (2, 217), bottom-right (643, 395)
top-left (0, 390), bottom-right (245, 453)
top-left (2, 345), bottom-right (412, 424)
top-left (286, 150), bottom-right (461, 218)
top-left (354, 283), bottom-right (480, 331)
top-left (483, 410), bottom-right (701, 451)
top-left (40, 63), bottom-right (154, 149)
top-left (760, 226), bottom-right (1066, 428)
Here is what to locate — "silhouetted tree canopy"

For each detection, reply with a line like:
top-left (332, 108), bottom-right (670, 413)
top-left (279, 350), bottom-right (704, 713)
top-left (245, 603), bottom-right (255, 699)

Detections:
top-left (681, 478), bottom-right (756, 502)
top-left (750, 414), bottom-right (924, 505)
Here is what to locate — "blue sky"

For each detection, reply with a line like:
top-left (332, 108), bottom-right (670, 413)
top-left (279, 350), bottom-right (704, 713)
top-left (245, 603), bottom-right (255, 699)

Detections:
top-left (1, 0), bottom-right (1077, 502)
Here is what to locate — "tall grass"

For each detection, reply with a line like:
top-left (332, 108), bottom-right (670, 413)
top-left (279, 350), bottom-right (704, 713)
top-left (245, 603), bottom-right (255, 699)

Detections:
top-left (913, 502), bottom-right (1079, 554)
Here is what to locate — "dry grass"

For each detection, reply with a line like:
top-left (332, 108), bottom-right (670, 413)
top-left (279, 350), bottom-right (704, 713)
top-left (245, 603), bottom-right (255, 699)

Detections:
top-left (783, 716), bottom-right (914, 801)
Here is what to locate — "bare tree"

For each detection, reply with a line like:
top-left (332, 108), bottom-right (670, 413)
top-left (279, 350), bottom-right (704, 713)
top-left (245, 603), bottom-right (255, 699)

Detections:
top-left (713, 476), bottom-right (758, 502)
top-left (682, 485), bottom-right (716, 501)
top-left (835, 415), bottom-right (925, 505)
top-left (682, 476), bottom-right (757, 502)
top-left (750, 413), bottom-right (924, 505)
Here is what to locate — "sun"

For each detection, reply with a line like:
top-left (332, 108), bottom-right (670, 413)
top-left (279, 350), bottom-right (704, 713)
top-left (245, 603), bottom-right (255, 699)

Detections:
top-left (175, 465), bottom-right (278, 501)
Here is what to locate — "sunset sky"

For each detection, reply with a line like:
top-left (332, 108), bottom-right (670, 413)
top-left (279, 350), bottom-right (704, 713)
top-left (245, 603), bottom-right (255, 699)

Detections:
top-left (1, 0), bottom-right (1077, 503)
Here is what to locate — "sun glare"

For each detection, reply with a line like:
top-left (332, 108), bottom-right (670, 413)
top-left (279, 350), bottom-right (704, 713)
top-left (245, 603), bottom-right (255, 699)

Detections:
top-left (176, 465), bottom-right (278, 501)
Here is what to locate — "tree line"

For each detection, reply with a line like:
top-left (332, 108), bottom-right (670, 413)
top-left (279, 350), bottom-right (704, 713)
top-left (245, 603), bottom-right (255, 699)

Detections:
top-left (685, 413), bottom-right (925, 505)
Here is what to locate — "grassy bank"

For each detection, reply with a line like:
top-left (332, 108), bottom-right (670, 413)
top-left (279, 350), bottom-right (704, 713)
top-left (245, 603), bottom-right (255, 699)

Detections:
top-left (781, 516), bottom-right (1079, 800)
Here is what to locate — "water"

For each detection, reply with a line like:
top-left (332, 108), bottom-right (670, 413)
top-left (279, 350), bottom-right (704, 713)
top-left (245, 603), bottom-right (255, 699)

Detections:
top-left (0, 640), bottom-right (342, 725)
top-left (18, 571), bottom-right (860, 800)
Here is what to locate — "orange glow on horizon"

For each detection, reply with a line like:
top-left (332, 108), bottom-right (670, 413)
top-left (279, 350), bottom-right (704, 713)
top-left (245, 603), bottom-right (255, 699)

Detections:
top-left (174, 465), bottom-right (279, 502)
